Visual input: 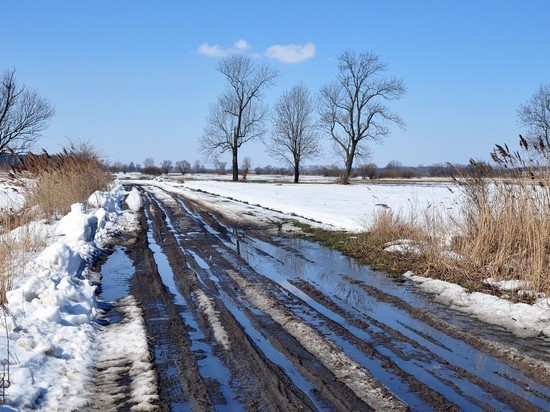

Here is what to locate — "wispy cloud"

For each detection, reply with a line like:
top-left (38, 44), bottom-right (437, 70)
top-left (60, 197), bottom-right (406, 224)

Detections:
top-left (266, 43), bottom-right (316, 63)
top-left (198, 39), bottom-right (316, 63)
top-left (197, 43), bottom-right (229, 57)
top-left (197, 39), bottom-right (251, 57)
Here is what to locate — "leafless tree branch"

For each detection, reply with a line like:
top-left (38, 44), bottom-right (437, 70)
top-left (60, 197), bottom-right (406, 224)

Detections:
top-left (317, 51), bottom-right (405, 183)
top-left (200, 56), bottom-right (278, 181)
top-left (0, 69), bottom-right (54, 154)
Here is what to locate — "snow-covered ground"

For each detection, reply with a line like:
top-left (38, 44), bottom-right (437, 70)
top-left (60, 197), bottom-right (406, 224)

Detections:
top-left (0, 179), bottom-right (25, 211)
top-left (148, 178), bottom-right (461, 231)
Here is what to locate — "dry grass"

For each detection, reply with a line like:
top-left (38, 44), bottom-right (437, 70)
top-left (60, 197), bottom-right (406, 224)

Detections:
top-left (448, 140), bottom-right (550, 295)
top-left (9, 141), bottom-right (113, 219)
top-left (0, 212), bottom-right (49, 304)
top-left (362, 136), bottom-right (550, 297)
top-left (0, 141), bottom-right (113, 303)
top-left (300, 136), bottom-right (550, 299)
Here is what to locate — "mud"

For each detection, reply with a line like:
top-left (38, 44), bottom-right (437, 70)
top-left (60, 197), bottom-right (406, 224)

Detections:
top-left (110, 183), bottom-right (550, 411)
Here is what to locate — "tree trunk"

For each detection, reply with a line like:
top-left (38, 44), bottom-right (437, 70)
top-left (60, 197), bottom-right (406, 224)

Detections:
top-left (293, 162), bottom-right (300, 183)
top-left (342, 144), bottom-right (357, 184)
top-left (232, 147), bottom-right (239, 181)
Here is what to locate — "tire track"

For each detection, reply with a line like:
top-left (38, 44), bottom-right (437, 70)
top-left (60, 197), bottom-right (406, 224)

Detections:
top-left (130, 184), bottom-right (550, 411)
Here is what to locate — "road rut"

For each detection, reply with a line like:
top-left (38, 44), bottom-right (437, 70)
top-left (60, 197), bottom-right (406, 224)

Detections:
top-left (121, 184), bottom-right (550, 411)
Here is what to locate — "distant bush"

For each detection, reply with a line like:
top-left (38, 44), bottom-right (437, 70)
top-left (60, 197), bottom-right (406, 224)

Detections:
top-left (356, 163), bottom-right (378, 179)
top-left (141, 166), bottom-right (163, 176)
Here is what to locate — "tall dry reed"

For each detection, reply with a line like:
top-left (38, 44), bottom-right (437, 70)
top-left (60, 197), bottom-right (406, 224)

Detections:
top-left (0, 141), bottom-right (112, 302)
top-left (450, 136), bottom-right (550, 295)
top-left (361, 135), bottom-right (550, 296)
top-left (9, 141), bottom-right (113, 219)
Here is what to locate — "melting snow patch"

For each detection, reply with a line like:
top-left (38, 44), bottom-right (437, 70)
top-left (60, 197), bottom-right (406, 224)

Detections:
top-left (1, 183), bottom-right (148, 409)
top-left (403, 271), bottom-right (550, 338)
top-left (485, 278), bottom-right (529, 291)
top-left (384, 239), bottom-right (423, 255)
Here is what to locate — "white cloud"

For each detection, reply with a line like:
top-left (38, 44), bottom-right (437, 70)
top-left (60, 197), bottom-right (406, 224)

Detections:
top-left (266, 42), bottom-right (316, 63)
top-left (198, 39), bottom-right (251, 57)
top-left (197, 43), bottom-right (228, 57)
top-left (198, 40), bottom-right (316, 63)
top-left (234, 39), bottom-right (251, 51)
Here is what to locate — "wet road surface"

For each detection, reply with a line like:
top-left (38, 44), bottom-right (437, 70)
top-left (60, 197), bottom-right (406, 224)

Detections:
top-left (101, 184), bottom-right (550, 411)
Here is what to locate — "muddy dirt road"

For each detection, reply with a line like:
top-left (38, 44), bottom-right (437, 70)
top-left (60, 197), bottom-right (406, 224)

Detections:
top-left (115, 184), bottom-right (550, 411)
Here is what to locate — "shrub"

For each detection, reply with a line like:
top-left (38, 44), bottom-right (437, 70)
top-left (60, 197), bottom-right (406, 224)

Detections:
top-left (141, 166), bottom-right (163, 176)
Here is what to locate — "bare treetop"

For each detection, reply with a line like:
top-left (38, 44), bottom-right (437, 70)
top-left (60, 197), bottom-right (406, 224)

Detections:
top-left (318, 50), bottom-right (405, 183)
top-left (200, 55), bottom-right (279, 181)
top-left (0, 69), bottom-right (55, 154)
top-left (217, 55), bottom-right (279, 104)
top-left (517, 84), bottom-right (550, 146)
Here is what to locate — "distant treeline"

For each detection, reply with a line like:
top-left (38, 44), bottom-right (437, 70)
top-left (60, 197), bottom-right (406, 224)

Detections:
top-left (108, 158), bottom-right (505, 179)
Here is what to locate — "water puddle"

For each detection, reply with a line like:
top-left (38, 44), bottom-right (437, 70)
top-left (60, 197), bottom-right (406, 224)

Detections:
top-left (99, 246), bottom-right (134, 302)
top-left (234, 235), bottom-right (550, 410)
top-left (154, 195), bottom-right (327, 409)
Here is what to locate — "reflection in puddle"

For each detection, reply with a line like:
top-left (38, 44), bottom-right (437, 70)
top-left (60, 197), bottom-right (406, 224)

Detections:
top-left (170, 193), bottom-right (550, 410)
top-left (235, 235), bottom-right (550, 411)
top-left (99, 246), bottom-right (133, 302)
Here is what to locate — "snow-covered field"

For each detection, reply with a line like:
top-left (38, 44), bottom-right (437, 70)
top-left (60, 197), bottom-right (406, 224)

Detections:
top-left (148, 178), bottom-right (461, 231)
top-left (0, 176), bottom-right (548, 408)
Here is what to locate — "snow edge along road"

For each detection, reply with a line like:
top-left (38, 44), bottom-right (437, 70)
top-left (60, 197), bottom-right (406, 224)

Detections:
top-left (1, 184), bottom-right (156, 410)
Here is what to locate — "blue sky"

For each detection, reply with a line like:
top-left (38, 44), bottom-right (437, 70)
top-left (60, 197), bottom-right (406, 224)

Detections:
top-left (2, 1), bottom-right (549, 169)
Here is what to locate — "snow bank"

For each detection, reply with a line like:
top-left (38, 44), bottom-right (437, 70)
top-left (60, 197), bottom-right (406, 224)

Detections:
top-left (2, 182), bottom-right (146, 409)
top-left (403, 272), bottom-right (550, 338)
top-left (125, 187), bottom-right (143, 211)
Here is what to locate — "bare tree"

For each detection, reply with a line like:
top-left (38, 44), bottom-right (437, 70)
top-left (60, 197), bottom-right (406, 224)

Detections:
top-left (318, 50), bottom-right (405, 184)
top-left (193, 160), bottom-right (204, 173)
top-left (517, 84), bottom-right (550, 148)
top-left (175, 160), bottom-right (191, 175)
top-left (268, 84), bottom-right (321, 183)
top-left (358, 162), bottom-right (378, 180)
top-left (213, 159), bottom-right (227, 175)
top-left (241, 156), bottom-right (252, 180)
top-left (160, 159), bottom-right (173, 174)
top-left (200, 55), bottom-right (278, 181)
top-left (0, 68), bottom-right (54, 154)
top-left (143, 157), bottom-right (155, 168)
